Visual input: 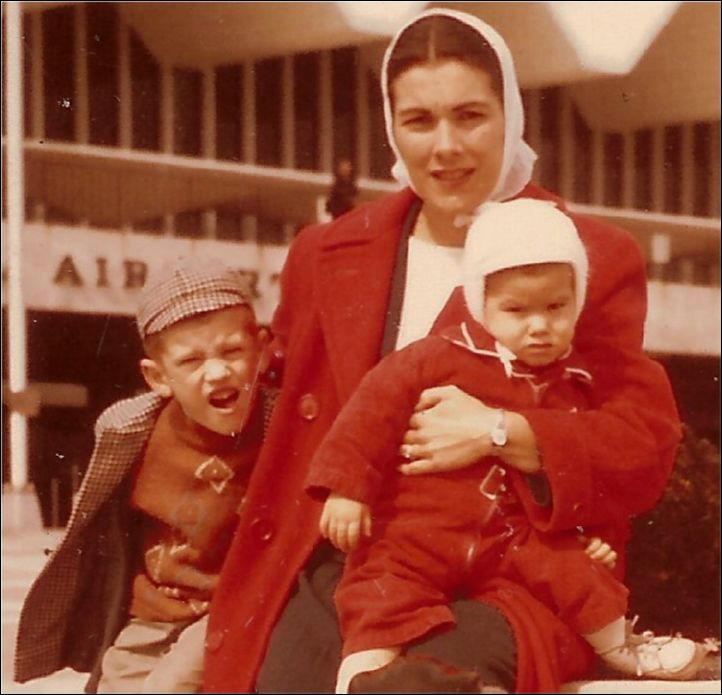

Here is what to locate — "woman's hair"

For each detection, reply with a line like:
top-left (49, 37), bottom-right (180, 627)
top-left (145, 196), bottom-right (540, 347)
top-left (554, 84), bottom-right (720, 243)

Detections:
top-left (385, 15), bottom-right (504, 107)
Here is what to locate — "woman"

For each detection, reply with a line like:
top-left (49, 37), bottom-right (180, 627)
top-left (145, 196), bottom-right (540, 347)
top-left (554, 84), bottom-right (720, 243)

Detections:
top-left (204, 9), bottom-right (681, 693)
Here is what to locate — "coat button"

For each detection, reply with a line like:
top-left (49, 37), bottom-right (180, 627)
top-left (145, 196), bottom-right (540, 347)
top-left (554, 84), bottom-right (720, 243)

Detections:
top-left (250, 517), bottom-right (275, 543)
top-left (297, 393), bottom-right (320, 421)
top-left (205, 629), bottom-right (224, 652)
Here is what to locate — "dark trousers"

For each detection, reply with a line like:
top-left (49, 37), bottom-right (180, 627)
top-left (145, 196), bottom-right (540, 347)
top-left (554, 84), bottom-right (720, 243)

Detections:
top-left (256, 544), bottom-right (517, 693)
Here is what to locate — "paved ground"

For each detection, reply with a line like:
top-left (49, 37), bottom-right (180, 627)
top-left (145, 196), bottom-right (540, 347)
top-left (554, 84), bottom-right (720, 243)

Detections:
top-left (2, 527), bottom-right (89, 693)
top-left (2, 522), bottom-right (719, 694)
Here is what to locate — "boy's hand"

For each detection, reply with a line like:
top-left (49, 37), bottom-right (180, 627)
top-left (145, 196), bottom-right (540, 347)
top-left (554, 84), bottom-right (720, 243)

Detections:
top-left (319, 493), bottom-right (372, 553)
top-left (145, 542), bottom-right (217, 594)
top-left (579, 535), bottom-right (617, 569)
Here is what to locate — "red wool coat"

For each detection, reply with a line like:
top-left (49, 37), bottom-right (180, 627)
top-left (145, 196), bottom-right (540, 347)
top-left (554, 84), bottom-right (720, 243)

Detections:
top-left (204, 186), bottom-right (681, 693)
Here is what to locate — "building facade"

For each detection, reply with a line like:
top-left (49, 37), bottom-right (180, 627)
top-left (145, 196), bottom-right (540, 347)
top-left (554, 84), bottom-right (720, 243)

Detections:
top-left (2, 1), bottom-right (720, 524)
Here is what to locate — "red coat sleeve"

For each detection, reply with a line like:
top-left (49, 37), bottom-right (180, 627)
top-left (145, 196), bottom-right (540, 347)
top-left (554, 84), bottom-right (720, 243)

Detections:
top-left (518, 213), bottom-right (681, 533)
top-left (305, 340), bottom-right (437, 504)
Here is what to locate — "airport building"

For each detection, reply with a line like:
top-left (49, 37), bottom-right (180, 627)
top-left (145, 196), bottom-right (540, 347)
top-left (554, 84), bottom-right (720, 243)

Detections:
top-left (2, 1), bottom-right (720, 524)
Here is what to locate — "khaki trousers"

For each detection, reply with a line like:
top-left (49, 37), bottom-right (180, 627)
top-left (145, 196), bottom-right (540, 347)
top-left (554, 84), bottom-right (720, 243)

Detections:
top-left (96, 615), bottom-right (207, 693)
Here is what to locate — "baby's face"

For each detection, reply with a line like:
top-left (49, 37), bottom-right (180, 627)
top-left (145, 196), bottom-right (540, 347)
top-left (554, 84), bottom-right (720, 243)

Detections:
top-left (484, 263), bottom-right (577, 367)
top-left (150, 306), bottom-right (268, 435)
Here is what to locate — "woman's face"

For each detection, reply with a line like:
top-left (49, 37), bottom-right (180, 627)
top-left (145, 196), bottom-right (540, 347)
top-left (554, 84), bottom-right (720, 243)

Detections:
top-left (391, 59), bottom-right (505, 220)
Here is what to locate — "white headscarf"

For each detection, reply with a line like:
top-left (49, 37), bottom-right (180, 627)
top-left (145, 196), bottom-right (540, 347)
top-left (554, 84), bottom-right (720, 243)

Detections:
top-left (381, 7), bottom-right (537, 204)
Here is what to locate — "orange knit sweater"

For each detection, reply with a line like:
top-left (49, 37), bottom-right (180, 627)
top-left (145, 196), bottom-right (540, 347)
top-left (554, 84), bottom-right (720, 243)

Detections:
top-left (129, 397), bottom-right (262, 621)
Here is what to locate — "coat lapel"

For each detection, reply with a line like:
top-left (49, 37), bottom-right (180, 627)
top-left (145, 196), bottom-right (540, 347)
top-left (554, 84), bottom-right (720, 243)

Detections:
top-left (316, 189), bottom-right (416, 403)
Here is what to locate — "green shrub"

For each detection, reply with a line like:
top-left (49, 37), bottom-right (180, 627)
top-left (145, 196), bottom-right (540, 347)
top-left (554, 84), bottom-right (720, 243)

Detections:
top-left (626, 425), bottom-right (720, 641)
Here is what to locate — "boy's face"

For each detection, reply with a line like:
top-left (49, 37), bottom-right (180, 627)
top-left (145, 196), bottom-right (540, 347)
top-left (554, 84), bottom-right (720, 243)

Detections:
top-left (141, 306), bottom-right (268, 436)
top-left (484, 263), bottom-right (577, 367)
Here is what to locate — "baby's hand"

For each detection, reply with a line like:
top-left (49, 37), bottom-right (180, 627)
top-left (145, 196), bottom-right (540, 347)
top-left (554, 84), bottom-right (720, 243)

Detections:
top-left (319, 493), bottom-right (372, 553)
top-left (579, 534), bottom-right (617, 569)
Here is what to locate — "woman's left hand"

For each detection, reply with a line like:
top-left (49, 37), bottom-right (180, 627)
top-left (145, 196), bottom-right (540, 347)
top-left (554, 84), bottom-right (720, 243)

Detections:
top-left (399, 385), bottom-right (496, 475)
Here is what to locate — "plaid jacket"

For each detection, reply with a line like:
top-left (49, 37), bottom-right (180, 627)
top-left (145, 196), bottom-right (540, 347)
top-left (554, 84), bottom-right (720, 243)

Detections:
top-left (14, 388), bottom-right (274, 690)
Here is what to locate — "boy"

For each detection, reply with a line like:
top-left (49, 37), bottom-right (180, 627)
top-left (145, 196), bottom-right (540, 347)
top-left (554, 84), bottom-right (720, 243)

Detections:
top-left (14, 257), bottom-right (270, 693)
top-left (305, 199), bottom-right (712, 692)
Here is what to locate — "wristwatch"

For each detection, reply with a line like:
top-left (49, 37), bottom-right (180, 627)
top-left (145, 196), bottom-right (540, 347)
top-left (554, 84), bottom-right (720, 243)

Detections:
top-left (491, 409), bottom-right (508, 447)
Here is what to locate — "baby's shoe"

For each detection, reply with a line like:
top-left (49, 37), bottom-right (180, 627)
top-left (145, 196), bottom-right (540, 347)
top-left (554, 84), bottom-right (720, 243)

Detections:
top-left (600, 617), bottom-right (718, 680)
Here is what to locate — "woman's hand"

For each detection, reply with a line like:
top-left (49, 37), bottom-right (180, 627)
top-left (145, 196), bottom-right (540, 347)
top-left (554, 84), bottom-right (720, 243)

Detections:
top-left (398, 385), bottom-right (541, 476)
top-left (319, 493), bottom-right (372, 553)
top-left (580, 535), bottom-right (617, 569)
top-left (398, 386), bottom-right (495, 475)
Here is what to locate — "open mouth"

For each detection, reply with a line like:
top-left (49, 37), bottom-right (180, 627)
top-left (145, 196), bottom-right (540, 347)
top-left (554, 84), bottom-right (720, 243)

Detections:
top-left (208, 388), bottom-right (240, 411)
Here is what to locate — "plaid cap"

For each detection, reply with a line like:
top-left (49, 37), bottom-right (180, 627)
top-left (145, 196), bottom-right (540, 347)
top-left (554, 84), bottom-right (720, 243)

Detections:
top-left (136, 256), bottom-right (255, 340)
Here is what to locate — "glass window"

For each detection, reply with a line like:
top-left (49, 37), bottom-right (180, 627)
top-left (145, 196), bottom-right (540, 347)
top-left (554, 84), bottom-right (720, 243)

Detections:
top-left (294, 52), bottom-right (319, 171)
top-left (216, 203), bottom-right (243, 240)
top-left (634, 129), bottom-right (653, 211)
top-left (43, 6), bottom-right (75, 142)
top-left (603, 132), bottom-right (623, 208)
top-left (175, 210), bottom-right (204, 238)
top-left (693, 122), bottom-right (712, 217)
top-left (21, 13), bottom-right (32, 137)
top-left (87, 4), bottom-right (119, 147)
top-left (663, 125), bottom-right (682, 214)
top-left (255, 57), bottom-right (282, 167)
top-left (216, 64), bottom-right (242, 161)
top-left (368, 70), bottom-right (393, 180)
top-left (713, 121), bottom-right (721, 218)
top-left (132, 217), bottom-right (165, 235)
top-left (331, 47), bottom-right (357, 166)
top-left (257, 216), bottom-right (285, 245)
top-left (174, 67), bottom-right (202, 156)
top-left (572, 108), bottom-right (592, 204)
top-left (130, 32), bottom-right (159, 151)
top-left (538, 87), bottom-right (560, 194)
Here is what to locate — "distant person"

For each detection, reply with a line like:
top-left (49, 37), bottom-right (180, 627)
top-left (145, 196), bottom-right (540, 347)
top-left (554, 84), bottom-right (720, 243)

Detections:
top-left (307, 199), bottom-right (713, 691)
top-left (15, 258), bottom-right (271, 693)
top-left (326, 158), bottom-right (359, 220)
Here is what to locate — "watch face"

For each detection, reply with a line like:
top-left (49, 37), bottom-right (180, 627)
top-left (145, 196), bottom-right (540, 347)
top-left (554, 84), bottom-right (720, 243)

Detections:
top-left (492, 428), bottom-right (507, 447)
top-left (492, 410), bottom-right (507, 446)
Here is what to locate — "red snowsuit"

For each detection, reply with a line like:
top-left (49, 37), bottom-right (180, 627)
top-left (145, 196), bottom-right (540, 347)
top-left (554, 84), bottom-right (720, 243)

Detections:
top-left (204, 186), bottom-right (681, 693)
top-left (306, 321), bottom-right (629, 655)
